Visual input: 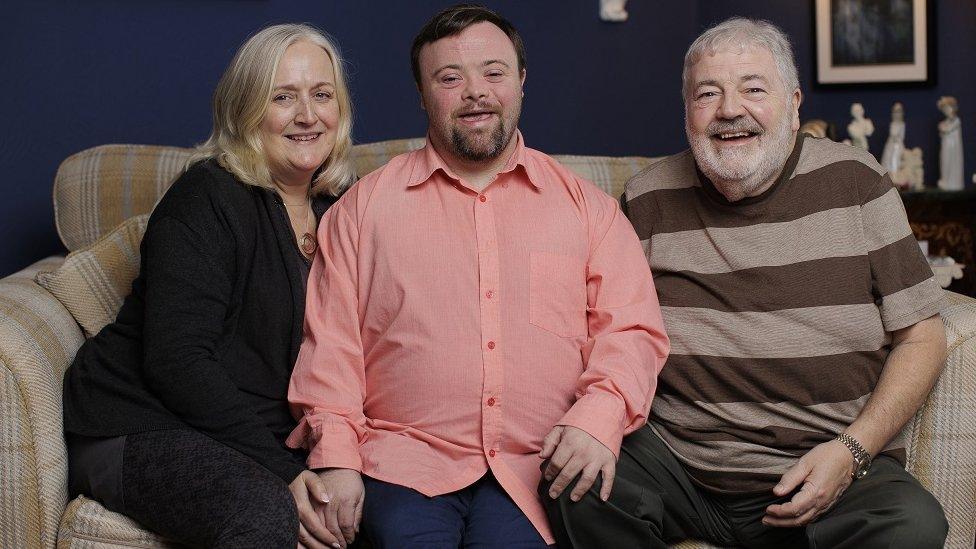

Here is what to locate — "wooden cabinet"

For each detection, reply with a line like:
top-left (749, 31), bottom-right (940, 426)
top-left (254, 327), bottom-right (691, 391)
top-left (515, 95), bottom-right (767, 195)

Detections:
top-left (902, 189), bottom-right (976, 296)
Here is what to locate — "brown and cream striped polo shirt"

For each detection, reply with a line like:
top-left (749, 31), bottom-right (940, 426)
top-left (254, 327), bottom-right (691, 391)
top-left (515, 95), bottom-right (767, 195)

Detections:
top-left (623, 133), bottom-right (944, 494)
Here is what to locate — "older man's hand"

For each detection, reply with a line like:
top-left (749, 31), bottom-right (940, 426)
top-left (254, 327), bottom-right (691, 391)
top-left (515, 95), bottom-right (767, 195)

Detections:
top-left (540, 425), bottom-right (616, 502)
top-left (763, 439), bottom-right (855, 527)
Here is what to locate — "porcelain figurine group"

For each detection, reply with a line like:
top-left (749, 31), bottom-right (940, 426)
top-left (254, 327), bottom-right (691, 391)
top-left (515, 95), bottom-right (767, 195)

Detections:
top-left (835, 98), bottom-right (964, 191)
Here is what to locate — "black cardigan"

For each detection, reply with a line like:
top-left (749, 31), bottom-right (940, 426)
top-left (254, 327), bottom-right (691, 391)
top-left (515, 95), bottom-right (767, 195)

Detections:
top-left (62, 159), bottom-right (335, 482)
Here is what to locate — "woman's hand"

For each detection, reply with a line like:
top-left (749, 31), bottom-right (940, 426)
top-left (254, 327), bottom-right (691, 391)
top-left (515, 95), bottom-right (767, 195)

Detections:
top-left (289, 470), bottom-right (342, 549)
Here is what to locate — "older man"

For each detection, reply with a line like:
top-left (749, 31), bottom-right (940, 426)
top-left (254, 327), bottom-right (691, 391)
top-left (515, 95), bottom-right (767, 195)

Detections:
top-left (544, 18), bottom-right (948, 549)
top-left (286, 4), bottom-right (669, 548)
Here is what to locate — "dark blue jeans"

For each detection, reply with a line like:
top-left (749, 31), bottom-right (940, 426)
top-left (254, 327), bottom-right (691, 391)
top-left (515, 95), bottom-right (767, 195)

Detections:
top-left (362, 472), bottom-right (551, 548)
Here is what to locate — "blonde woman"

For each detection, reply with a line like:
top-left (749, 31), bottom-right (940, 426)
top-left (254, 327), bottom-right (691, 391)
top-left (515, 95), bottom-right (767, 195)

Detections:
top-left (62, 24), bottom-right (353, 548)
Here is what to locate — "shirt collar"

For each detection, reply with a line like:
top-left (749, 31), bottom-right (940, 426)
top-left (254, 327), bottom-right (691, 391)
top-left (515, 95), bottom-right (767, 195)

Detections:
top-left (406, 130), bottom-right (545, 189)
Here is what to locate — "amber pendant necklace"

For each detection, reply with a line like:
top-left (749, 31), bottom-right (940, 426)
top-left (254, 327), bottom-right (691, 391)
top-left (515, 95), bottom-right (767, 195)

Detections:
top-left (284, 196), bottom-right (317, 256)
top-left (299, 199), bottom-right (317, 256)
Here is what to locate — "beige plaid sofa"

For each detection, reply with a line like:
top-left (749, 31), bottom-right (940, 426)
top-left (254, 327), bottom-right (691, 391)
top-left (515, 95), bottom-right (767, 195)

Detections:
top-left (1, 141), bottom-right (974, 548)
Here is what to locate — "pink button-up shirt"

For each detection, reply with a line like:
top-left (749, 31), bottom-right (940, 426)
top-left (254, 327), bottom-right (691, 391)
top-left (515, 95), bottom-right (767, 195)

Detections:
top-left (287, 133), bottom-right (669, 542)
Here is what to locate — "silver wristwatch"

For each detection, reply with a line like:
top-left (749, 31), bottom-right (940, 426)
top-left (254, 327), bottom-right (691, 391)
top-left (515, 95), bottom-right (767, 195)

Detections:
top-left (837, 433), bottom-right (872, 480)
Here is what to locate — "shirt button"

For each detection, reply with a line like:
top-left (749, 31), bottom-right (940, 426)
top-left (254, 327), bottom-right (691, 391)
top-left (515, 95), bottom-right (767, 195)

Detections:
top-left (488, 449), bottom-right (496, 457)
top-left (487, 341), bottom-right (495, 350)
top-left (487, 397), bottom-right (496, 407)
top-left (485, 290), bottom-right (494, 299)
top-left (479, 195), bottom-right (487, 203)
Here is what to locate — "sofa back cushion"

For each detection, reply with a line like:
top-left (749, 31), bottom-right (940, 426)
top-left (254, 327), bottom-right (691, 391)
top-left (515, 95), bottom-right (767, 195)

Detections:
top-left (51, 140), bottom-right (429, 252)
top-left (53, 145), bottom-right (193, 252)
top-left (553, 154), bottom-right (663, 198)
top-left (52, 139), bottom-right (661, 251)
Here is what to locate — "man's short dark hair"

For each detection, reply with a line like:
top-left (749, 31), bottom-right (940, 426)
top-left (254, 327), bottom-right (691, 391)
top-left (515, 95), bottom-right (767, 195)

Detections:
top-left (410, 4), bottom-right (526, 88)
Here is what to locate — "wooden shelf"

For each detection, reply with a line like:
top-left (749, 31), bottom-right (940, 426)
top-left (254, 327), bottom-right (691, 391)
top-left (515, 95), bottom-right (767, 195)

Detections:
top-left (903, 188), bottom-right (976, 296)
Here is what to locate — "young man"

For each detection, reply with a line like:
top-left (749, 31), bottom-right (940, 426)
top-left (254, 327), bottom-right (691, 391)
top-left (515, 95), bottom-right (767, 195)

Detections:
top-left (544, 18), bottom-right (948, 549)
top-left (287, 5), bottom-right (669, 547)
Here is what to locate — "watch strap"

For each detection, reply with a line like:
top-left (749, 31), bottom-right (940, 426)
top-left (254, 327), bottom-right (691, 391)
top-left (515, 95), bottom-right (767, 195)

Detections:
top-left (837, 432), bottom-right (872, 479)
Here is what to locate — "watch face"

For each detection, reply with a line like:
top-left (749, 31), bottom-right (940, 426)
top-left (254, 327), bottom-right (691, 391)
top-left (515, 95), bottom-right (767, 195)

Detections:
top-left (854, 459), bottom-right (871, 479)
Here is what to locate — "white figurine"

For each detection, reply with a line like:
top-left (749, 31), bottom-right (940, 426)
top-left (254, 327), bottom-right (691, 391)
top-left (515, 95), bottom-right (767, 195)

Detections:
top-left (891, 147), bottom-right (924, 191)
top-left (928, 255), bottom-right (965, 288)
top-left (881, 103), bottom-right (906, 175)
top-left (847, 103), bottom-right (874, 152)
top-left (937, 96), bottom-right (964, 191)
top-left (599, 0), bottom-right (628, 22)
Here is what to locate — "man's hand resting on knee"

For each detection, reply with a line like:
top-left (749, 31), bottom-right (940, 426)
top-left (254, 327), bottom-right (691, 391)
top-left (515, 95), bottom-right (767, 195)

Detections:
top-left (540, 425), bottom-right (616, 503)
top-left (763, 439), bottom-right (854, 527)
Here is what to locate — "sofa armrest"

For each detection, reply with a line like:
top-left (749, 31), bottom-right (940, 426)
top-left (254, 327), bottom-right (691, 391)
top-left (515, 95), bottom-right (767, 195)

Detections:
top-left (904, 290), bottom-right (976, 549)
top-left (0, 257), bottom-right (85, 549)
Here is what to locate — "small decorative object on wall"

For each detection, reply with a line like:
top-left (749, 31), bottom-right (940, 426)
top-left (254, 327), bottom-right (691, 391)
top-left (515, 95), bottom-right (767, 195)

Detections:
top-left (847, 103), bottom-right (874, 152)
top-left (814, 0), bottom-right (933, 86)
top-left (881, 103), bottom-right (906, 174)
top-left (599, 0), bottom-right (628, 22)
top-left (937, 96), bottom-right (964, 191)
top-left (891, 147), bottom-right (924, 191)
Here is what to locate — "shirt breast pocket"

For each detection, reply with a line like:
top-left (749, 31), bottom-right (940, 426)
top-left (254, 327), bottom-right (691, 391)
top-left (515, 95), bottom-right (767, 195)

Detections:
top-left (529, 251), bottom-right (588, 338)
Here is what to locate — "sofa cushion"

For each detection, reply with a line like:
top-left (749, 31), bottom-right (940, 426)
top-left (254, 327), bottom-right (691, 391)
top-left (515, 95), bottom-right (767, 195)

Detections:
top-left (552, 153), bottom-right (663, 199)
top-left (57, 495), bottom-right (176, 548)
top-left (36, 215), bottom-right (148, 338)
top-left (51, 140), bottom-right (662, 252)
top-left (54, 145), bottom-right (193, 252)
top-left (351, 137), bottom-right (426, 178)
top-left (50, 140), bottom-right (429, 252)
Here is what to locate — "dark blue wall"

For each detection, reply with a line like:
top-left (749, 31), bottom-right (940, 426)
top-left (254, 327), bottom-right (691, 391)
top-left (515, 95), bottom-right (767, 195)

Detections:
top-left (2, 1), bottom-right (973, 277)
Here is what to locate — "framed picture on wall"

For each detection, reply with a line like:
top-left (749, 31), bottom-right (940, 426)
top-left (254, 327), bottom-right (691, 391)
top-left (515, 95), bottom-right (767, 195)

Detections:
top-left (814, 0), bottom-right (934, 86)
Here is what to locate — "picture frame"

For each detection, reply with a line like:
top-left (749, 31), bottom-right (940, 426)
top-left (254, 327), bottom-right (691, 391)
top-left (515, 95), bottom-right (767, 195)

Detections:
top-left (814, 0), bottom-right (934, 87)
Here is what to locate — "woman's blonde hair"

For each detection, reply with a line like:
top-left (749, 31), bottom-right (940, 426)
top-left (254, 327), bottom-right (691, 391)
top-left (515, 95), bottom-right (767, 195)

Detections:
top-left (188, 23), bottom-right (355, 196)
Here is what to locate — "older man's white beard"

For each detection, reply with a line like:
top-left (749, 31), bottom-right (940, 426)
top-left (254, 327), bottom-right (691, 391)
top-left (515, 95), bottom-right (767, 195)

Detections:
top-left (689, 113), bottom-right (795, 202)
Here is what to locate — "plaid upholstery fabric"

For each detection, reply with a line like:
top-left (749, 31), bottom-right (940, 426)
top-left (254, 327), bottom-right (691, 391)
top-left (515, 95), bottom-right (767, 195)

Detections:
top-left (36, 215), bottom-right (149, 338)
top-left (1, 257), bottom-right (83, 549)
top-left (351, 137), bottom-right (426, 178)
top-left (52, 140), bottom-right (431, 253)
top-left (57, 496), bottom-right (176, 548)
top-left (552, 154), bottom-right (664, 198)
top-left (51, 140), bottom-right (657, 253)
top-left (906, 291), bottom-right (976, 549)
top-left (7, 140), bottom-right (975, 548)
top-left (54, 145), bottom-right (193, 252)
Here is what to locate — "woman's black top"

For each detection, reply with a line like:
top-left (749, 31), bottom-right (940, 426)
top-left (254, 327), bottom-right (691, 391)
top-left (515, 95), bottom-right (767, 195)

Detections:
top-left (62, 159), bottom-right (335, 483)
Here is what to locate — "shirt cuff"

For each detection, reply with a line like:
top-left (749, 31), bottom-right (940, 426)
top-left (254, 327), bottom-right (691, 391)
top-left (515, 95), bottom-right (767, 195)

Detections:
top-left (286, 415), bottom-right (364, 472)
top-left (556, 394), bottom-right (627, 457)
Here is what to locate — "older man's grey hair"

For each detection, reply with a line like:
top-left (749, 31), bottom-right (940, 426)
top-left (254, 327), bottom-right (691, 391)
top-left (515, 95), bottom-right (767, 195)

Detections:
top-left (682, 18), bottom-right (799, 98)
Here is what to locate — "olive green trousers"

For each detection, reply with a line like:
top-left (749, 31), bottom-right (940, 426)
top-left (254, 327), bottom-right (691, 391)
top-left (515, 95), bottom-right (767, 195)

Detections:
top-left (541, 425), bottom-right (947, 549)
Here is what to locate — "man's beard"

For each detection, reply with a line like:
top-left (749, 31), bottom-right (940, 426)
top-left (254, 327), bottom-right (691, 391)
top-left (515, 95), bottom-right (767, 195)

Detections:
top-left (451, 119), bottom-right (509, 162)
top-left (445, 97), bottom-right (520, 163)
top-left (688, 112), bottom-right (795, 201)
